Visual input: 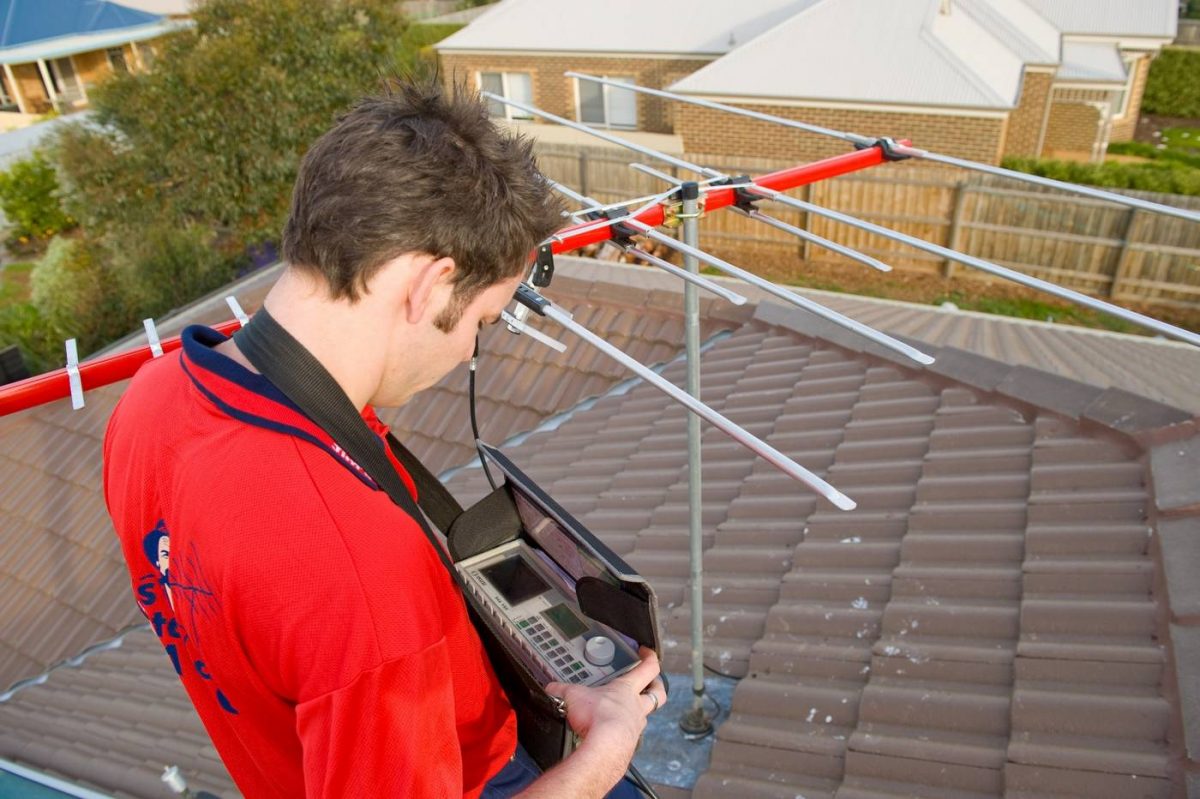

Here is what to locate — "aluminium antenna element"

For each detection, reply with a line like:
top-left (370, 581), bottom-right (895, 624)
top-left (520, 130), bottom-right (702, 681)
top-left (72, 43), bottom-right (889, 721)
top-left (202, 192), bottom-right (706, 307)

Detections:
top-left (513, 285), bottom-right (856, 511)
top-left (620, 217), bottom-right (935, 365)
top-left (748, 186), bottom-right (1200, 348)
top-left (567, 72), bottom-right (1200, 225)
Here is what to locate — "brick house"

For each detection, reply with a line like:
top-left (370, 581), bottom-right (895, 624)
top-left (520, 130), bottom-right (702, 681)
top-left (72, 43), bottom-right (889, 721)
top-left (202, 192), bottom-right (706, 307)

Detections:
top-left (0, 0), bottom-right (188, 130)
top-left (437, 0), bottom-right (1177, 165)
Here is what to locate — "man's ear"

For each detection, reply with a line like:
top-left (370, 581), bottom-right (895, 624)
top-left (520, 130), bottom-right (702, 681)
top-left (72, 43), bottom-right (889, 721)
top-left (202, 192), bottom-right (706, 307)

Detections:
top-left (406, 255), bottom-right (457, 325)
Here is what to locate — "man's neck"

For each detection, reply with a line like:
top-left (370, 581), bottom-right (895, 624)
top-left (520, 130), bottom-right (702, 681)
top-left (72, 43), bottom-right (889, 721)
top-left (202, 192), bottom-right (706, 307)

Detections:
top-left (214, 269), bottom-right (386, 411)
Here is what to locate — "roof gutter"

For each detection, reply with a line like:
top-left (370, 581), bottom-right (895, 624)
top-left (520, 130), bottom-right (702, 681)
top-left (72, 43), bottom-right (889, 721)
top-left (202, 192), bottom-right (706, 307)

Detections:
top-left (0, 19), bottom-right (192, 65)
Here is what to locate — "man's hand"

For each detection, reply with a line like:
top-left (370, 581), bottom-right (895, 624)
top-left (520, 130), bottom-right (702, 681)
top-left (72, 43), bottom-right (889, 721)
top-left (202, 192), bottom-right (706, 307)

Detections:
top-left (516, 648), bottom-right (666, 798)
top-left (546, 647), bottom-right (666, 751)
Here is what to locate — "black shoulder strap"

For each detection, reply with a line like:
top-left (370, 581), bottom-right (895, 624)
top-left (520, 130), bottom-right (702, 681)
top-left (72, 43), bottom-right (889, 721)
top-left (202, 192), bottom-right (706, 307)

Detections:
top-left (384, 433), bottom-right (464, 532)
top-left (233, 308), bottom-right (461, 566)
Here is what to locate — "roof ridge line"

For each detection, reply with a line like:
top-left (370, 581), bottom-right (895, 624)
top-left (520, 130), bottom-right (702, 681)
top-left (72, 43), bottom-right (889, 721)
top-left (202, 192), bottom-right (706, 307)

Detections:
top-left (0, 622), bottom-right (146, 702)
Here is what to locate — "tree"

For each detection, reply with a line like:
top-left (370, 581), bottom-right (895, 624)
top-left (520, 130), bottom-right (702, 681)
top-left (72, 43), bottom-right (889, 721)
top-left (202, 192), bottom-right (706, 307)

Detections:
top-left (14, 0), bottom-right (418, 367)
top-left (54, 0), bottom-right (412, 253)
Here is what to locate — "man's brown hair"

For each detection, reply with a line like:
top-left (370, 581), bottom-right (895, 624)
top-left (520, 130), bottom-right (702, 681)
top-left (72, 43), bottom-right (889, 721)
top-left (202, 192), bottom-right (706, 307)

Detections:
top-left (282, 78), bottom-right (563, 329)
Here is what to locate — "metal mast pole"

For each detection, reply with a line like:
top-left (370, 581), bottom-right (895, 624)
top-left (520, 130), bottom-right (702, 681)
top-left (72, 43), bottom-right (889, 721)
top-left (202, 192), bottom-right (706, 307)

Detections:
top-left (678, 181), bottom-right (713, 736)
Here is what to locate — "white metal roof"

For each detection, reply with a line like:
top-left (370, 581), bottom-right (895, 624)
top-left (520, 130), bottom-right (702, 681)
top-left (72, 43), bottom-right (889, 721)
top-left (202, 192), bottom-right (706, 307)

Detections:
top-left (956, 0), bottom-right (1060, 64)
top-left (670, 0), bottom-right (1024, 110)
top-left (1057, 40), bottom-right (1127, 82)
top-left (434, 0), bottom-right (820, 54)
top-left (1020, 0), bottom-right (1177, 38)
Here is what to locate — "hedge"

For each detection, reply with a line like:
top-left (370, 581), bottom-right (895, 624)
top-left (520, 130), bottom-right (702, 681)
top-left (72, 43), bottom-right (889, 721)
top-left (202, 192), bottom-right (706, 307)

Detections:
top-left (1001, 157), bottom-right (1200, 197)
top-left (1142, 48), bottom-right (1200, 119)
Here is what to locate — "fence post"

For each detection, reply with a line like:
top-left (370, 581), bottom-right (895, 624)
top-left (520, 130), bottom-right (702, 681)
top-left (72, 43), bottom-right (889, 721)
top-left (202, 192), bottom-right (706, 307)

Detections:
top-left (942, 182), bottom-right (968, 279)
top-left (578, 149), bottom-right (589, 198)
top-left (1110, 207), bottom-right (1141, 300)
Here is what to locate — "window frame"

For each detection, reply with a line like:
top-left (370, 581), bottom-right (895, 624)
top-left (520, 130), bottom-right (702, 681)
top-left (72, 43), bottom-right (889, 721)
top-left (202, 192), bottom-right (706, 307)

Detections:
top-left (1113, 54), bottom-right (1140, 119)
top-left (48, 57), bottom-right (85, 104)
top-left (106, 46), bottom-right (129, 74)
top-left (476, 70), bottom-right (533, 121)
top-left (573, 75), bottom-right (638, 131)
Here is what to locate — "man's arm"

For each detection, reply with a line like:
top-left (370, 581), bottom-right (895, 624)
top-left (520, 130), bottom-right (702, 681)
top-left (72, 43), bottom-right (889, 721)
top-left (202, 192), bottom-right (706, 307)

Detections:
top-left (517, 649), bottom-right (666, 798)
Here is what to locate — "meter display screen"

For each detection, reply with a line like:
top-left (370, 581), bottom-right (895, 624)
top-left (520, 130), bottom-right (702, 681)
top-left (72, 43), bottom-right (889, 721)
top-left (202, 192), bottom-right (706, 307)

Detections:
top-left (481, 556), bottom-right (549, 606)
top-left (543, 603), bottom-right (587, 640)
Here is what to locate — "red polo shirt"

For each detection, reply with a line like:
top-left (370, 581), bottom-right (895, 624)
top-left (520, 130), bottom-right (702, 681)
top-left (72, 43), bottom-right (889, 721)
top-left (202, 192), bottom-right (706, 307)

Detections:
top-left (103, 325), bottom-right (516, 798)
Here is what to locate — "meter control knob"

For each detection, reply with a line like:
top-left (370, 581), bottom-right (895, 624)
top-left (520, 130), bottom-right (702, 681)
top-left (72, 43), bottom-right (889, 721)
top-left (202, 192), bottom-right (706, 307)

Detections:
top-left (584, 636), bottom-right (615, 667)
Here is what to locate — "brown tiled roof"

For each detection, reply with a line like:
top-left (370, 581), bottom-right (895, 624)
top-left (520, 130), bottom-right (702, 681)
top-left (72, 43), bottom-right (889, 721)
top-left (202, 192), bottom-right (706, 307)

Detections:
top-left (2, 258), bottom-right (1198, 798)
top-left (0, 625), bottom-right (237, 798)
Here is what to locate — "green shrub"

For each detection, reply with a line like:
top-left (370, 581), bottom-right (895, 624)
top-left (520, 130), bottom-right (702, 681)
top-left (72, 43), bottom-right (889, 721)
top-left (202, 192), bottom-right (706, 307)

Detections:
top-left (0, 152), bottom-right (76, 251)
top-left (1002, 157), bottom-right (1200, 197)
top-left (113, 223), bottom-right (237, 320)
top-left (1142, 48), bottom-right (1200, 119)
top-left (30, 237), bottom-right (128, 357)
top-left (0, 301), bottom-right (58, 373)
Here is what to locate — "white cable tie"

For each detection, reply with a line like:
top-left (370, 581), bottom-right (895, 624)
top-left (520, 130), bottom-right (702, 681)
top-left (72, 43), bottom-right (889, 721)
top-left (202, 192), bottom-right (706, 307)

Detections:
top-left (143, 318), bottom-right (163, 357)
top-left (501, 310), bottom-right (567, 353)
top-left (225, 296), bottom-right (249, 327)
top-left (65, 338), bottom-right (84, 410)
top-left (161, 765), bottom-right (188, 794)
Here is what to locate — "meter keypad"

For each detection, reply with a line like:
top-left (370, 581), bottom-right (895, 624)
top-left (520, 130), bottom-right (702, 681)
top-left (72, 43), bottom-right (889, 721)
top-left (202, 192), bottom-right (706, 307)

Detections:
top-left (523, 615), bottom-right (593, 682)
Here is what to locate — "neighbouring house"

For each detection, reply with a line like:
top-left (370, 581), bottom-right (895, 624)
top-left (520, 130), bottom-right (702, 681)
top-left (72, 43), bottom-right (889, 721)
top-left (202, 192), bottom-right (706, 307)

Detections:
top-left (0, 0), bottom-right (188, 130)
top-left (436, 0), bottom-right (1178, 164)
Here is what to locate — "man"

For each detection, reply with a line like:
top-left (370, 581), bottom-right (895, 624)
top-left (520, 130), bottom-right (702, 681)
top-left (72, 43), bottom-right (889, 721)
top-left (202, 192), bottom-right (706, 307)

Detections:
top-left (103, 79), bottom-right (665, 798)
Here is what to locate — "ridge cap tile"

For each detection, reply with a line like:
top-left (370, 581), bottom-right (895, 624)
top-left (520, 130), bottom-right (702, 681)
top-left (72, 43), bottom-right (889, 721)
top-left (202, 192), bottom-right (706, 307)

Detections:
top-left (1151, 435), bottom-right (1200, 514)
top-left (995, 364), bottom-right (1104, 420)
top-left (1082, 387), bottom-right (1195, 435)
top-left (1171, 623), bottom-right (1200, 763)
top-left (1161, 517), bottom-right (1200, 624)
top-left (923, 346), bottom-right (1013, 393)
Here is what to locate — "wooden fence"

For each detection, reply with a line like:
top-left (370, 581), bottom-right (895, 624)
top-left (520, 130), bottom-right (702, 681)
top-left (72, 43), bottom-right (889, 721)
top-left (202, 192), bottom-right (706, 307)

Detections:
top-left (533, 143), bottom-right (1200, 309)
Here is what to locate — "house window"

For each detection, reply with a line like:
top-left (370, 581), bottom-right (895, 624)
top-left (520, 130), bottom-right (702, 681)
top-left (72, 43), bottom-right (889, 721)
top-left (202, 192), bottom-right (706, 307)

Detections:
top-left (576, 76), bottom-right (636, 130)
top-left (48, 58), bottom-right (84, 104)
top-left (478, 71), bottom-right (532, 120)
top-left (107, 47), bottom-right (129, 73)
top-left (1114, 55), bottom-right (1139, 118)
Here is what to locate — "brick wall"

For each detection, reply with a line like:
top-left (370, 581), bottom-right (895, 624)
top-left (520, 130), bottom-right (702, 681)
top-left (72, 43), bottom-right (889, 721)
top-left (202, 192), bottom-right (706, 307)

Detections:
top-left (1002, 69), bottom-right (1053, 159)
top-left (1043, 100), bottom-right (1102, 159)
top-left (1109, 53), bottom-right (1150, 142)
top-left (675, 103), bottom-right (1007, 165)
top-left (10, 63), bottom-right (49, 113)
top-left (438, 52), bottom-right (712, 133)
top-left (73, 50), bottom-right (111, 89)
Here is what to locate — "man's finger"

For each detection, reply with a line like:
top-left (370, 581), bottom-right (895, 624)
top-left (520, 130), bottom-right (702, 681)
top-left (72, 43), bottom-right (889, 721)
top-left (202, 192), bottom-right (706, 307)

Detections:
top-left (612, 650), bottom-right (660, 691)
top-left (639, 678), bottom-right (667, 715)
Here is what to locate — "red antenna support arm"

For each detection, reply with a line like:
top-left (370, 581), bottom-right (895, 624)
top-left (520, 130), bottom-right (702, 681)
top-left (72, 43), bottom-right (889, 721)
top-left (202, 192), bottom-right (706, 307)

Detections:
top-left (0, 145), bottom-right (894, 416)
